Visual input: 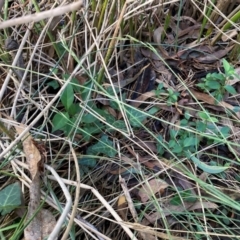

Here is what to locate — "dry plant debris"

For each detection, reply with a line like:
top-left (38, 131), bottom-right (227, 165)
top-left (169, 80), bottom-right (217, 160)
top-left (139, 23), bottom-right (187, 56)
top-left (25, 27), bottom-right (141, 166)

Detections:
top-left (15, 124), bottom-right (56, 240)
top-left (1, 0), bottom-right (240, 239)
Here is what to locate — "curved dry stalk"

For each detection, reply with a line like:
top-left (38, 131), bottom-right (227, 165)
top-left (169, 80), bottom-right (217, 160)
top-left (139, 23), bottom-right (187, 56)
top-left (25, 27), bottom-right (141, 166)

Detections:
top-left (44, 164), bottom-right (72, 240)
top-left (47, 175), bottom-right (138, 240)
top-left (61, 144), bottom-right (81, 240)
top-left (0, 1), bottom-right (84, 29)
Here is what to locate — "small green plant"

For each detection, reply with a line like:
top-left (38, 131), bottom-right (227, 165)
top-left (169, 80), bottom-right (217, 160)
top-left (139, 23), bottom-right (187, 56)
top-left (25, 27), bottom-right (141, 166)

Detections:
top-left (197, 59), bottom-right (237, 101)
top-left (155, 83), bottom-right (179, 105)
top-left (0, 182), bottom-right (22, 216)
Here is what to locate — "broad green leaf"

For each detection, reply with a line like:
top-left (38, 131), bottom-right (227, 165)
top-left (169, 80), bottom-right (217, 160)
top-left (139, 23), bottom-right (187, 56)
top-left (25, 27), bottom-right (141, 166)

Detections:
top-left (224, 85), bottom-right (237, 95)
top-left (196, 83), bottom-right (206, 89)
top-left (148, 107), bottom-right (159, 115)
top-left (190, 155), bottom-right (229, 174)
top-left (180, 119), bottom-right (188, 126)
top-left (205, 80), bottom-right (220, 90)
top-left (63, 115), bottom-right (78, 135)
top-left (47, 80), bottom-right (59, 90)
top-left (106, 120), bottom-right (127, 133)
top-left (198, 111), bottom-right (218, 122)
top-left (52, 112), bottom-right (69, 132)
top-left (81, 122), bottom-right (104, 141)
top-left (184, 137), bottom-right (195, 147)
top-left (0, 182), bottom-right (22, 216)
top-left (55, 42), bottom-right (67, 58)
top-left (78, 158), bottom-right (97, 168)
top-left (63, 73), bottom-right (85, 93)
top-left (156, 135), bottom-right (165, 155)
top-left (172, 145), bottom-right (183, 154)
top-left (169, 129), bottom-right (177, 139)
top-left (61, 84), bottom-right (74, 111)
top-left (82, 113), bottom-right (98, 124)
top-left (87, 135), bottom-right (117, 157)
top-left (169, 139), bottom-right (176, 148)
top-left (220, 126), bottom-right (230, 137)
top-left (71, 77), bottom-right (82, 93)
top-left (196, 121), bottom-right (207, 132)
top-left (184, 111), bottom-right (191, 120)
top-left (211, 72), bottom-right (225, 81)
top-left (68, 103), bottom-right (82, 116)
top-left (126, 106), bottom-right (148, 128)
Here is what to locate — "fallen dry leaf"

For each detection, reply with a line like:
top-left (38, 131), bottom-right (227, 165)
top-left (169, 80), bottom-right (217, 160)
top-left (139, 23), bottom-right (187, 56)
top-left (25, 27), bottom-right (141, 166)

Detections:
top-left (138, 179), bottom-right (169, 203)
top-left (190, 89), bottom-right (240, 119)
top-left (196, 46), bottom-right (234, 63)
top-left (15, 124), bottom-right (56, 240)
top-left (117, 195), bottom-right (128, 221)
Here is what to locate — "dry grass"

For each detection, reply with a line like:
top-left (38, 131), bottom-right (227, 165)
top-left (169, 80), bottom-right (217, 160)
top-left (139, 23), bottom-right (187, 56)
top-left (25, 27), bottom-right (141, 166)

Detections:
top-left (1, 0), bottom-right (240, 239)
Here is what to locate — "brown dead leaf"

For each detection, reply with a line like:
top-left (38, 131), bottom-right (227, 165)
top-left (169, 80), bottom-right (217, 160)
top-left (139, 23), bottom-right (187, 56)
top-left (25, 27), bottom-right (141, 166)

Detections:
top-left (196, 46), bottom-right (234, 63)
top-left (41, 209), bottom-right (57, 238)
top-left (130, 91), bottom-right (156, 108)
top-left (15, 124), bottom-right (56, 240)
top-left (15, 124), bottom-right (42, 180)
top-left (190, 89), bottom-right (240, 119)
top-left (117, 195), bottom-right (128, 221)
top-left (153, 26), bottom-right (169, 57)
top-left (138, 179), bottom-right (169, 203)
top-left (222, 30), bottom-right (238, 42)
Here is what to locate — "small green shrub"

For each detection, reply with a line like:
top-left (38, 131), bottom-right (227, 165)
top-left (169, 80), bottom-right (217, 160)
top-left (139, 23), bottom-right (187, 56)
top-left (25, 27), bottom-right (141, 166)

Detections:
top-left (197, 59), bottom-right (237, 102)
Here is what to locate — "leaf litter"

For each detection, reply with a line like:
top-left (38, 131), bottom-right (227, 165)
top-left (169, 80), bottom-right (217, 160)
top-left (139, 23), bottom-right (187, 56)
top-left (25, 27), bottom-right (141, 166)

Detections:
top-left (1, 1), bottom-right (240, 239)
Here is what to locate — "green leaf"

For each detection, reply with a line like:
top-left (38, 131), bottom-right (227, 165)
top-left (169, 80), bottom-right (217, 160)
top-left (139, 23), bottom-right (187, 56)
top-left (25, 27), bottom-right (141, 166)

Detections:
top-left (106, 120), bottom-right (127, 133)
top-left (220, 126), bottom-right (230, 137)
top-left (52, 112), bottom-right (69, 132)
top-left (80, 121), bottom-right (105, 141)
top-left (198, 112), bottom-right (218, 122)
top-left (0, 182), bottom-right (22, 216)
top-left (211, 72), bottom-right (225, 81)
top-left (61, 84), bottom-right (74, 111)
top-left (222, 59), bottom-right (231, 73)
top-left (184, 137), bottom-right (195, 147)
top-left (78, 158), bottom-right (97, 168)
top-left (126, 106), bottom-right (148, 128)
top-left (82, 113), bottom-right (98, 124)
top-left (170, 190), bottom-right (197, 206)
top-left (224, 85), bottom-right (237, 95)
top-left (172, 145), bottom-right (183, 154)
top-left (190, 155), bottom-right (229, 174)
top-left (180, 119), bottom-right (188, 126)
top-left (81, 80), bottom-right (93, 101)
top-left (55, 42), bottom-right (67, 58)
top-left (148, 107), bottom-right (159, 115)
top-left (169, 139), bottom-right (176, 148)
top-left (68, 103), bottom-right (82, 116)
top-left (198, 111), bottom-right (209, 120)
top-left (196, 83), bottom-right (206, 90)
top-left (205, 80), bottom-right (221, 90)
top-left (156, 135), bottom-right (165, 155)
top-left (184, 111), bottom-right (191, 120)
top-left (196, 121), bottom-right (207, 132)
top-left (87, 135), bottom-right (117, 157)
top-left (47, 80), bottom-right (59, 90)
